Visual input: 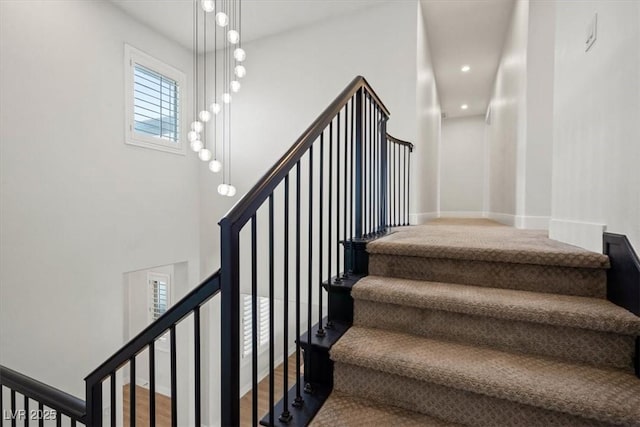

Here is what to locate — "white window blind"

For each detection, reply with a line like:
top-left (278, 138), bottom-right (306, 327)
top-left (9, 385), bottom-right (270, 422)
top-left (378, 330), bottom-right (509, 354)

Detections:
top-left (133, 64), bottom-right (179, 142)
top-left (149, 274), bottom-right (170, 322)
top-left (242, 294), bottom-right (270, 358)
top-left (125, 44), bottom-right (185, 154)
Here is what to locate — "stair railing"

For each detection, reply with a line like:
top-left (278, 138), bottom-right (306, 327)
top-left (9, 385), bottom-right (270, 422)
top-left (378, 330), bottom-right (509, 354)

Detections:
top-left (1, 76), bottom-right (413, 427)
top-left (219, 75), bottom-right (412, 426)
top-left (0, 366), bottom-right (86, 426)
top-left (386, 133), bottom-right (414, 227)
top-left (84, 269), bottom-right (221, 426)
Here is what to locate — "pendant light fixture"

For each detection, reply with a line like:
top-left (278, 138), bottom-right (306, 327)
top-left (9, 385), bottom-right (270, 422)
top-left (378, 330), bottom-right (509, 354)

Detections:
top-left (188, 0), bottom-right (246, 197)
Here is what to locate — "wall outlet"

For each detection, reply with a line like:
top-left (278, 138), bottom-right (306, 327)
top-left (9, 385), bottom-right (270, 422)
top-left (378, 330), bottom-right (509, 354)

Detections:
top-left (585, 13), bottom-right (597, 52)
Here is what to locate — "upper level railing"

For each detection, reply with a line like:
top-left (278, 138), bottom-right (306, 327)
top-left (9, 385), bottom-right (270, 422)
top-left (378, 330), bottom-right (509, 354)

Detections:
top-left (218, 75), bottom-right (412, 426)
top-left (0, 366), bottom-right (86, 426)
top-left (1, 76), bottom-right (413, 427)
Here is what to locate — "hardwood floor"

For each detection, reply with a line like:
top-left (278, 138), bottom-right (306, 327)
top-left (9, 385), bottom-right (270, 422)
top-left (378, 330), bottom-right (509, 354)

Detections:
top-left (121, 355), bottom-right (301, 427)
top-left (122, 384), bottom-right (172, 427)
top-left (240, 355), bottom-right (302, 427)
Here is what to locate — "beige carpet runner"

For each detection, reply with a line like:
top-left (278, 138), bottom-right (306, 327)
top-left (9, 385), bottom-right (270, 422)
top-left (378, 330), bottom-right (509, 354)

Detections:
top-left (312, 219), bottom-right (640, 426)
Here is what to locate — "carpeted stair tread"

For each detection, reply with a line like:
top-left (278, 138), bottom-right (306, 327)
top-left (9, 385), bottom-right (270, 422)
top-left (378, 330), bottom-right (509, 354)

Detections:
top-left (331, 326), bottom-right (640, 425)
top-left (311, 391), bottom-right (461, 427)
top-left (367, 225), bottom-right (610, 269)
top-left (353, 276), bottom-right (640, 335)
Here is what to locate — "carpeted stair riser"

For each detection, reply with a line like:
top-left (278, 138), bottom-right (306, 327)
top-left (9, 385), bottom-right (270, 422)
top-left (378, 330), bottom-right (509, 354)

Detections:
top-left (310, 391), bottom-right (461, 427)
top-left (354, 299), bottom-right (637, 371)
top-left (331, 327), bottom-right (640, 425)
top-left (333, 363), bottom-right (613, 427)
top-left (369, 253), bottom-right (607, 298)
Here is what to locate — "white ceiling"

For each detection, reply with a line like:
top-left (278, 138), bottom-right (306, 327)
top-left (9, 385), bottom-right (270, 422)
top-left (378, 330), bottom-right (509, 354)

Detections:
top-left (111, 0), bottom-right (376, 52)
top-left (113, 0), bottom-right (513, 119)
top-left (420, 0), bottom-right (515, 119)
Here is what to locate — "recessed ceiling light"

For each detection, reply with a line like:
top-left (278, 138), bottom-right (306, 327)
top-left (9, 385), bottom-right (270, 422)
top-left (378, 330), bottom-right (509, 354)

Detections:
top-left (461, 104), bottom-right (469, 110)
top-left (461, 65), bottom-right (471, 72)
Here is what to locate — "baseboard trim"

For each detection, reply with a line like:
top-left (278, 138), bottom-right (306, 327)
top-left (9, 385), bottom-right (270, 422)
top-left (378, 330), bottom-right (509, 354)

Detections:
top-left (438, 211), bottom-right (485, 219)
top-left (486, 212), bottom-right (516, 226)
top-left (549, 218), bottom-right (606, 252)
top-left (515, 215), bottom-right (550, 230)
top-left (411, 212), bottom-right (438, 225)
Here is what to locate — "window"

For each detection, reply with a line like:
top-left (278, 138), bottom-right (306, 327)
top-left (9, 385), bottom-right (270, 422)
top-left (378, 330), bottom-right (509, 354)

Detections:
top-left (125, 44), bottom-right (186, 154)
top-left (148, 272), bottom-right (171, 322)
top-left (242, 294), bottom-right (270, 358)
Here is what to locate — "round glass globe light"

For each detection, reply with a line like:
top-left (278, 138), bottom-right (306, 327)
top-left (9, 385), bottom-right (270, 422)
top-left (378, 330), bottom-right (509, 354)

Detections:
top-left (199, 110), bottom-right (212, 123)
top-left (210, 102), bottom-right (222, 115)
top-left (201, 0), bottom-right (215, 12)
top-left (230, 80), bottom-right (241, 93)
top-left (226, 185), bottom-right (237, 197)
top-left (198, 148), bottom-right (212, 162)
top-left (233, 48), bottom-right (246, 62)
top-left (209, 159), bottom-right (222, 173)
top-left (190, 139), bottom-right (203, 152)
top-left (234, 65), bottom-right (246, 79)
top-left (187, 131), bottom-right (199, 142)
top-left (191, 121), bottom-right (204, 133)
top-left (222, 93), bottom-right (232, 104)
top-left (217, 184), bottom-right (230, 196)
top-left (227, 30), bottom-right (240, 44)
top-left (215, 12), bottom-right (229, 27)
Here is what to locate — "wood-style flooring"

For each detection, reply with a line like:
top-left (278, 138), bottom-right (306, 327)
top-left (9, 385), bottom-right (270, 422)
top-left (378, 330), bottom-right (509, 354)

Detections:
top-left (121, 355), bottom-right (301, 427)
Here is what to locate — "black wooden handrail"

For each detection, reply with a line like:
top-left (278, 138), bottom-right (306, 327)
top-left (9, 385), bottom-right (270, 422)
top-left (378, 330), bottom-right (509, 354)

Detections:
top-left (85, 269), bottom-right (221, 384)
top-left (0, 365), bottom-right (87, 422)
top-left (220, 76), bottom-right (390, 231)
top-left (387, 133), bottom-right (414, 151)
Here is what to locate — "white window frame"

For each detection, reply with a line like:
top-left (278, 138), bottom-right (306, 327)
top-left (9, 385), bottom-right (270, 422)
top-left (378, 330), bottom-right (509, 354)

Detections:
top-left (147, 272), bottom-right (171, 324)
top-left (125, 44), bottom-right (186, 155)
top-left (241, 294), bottom-right (270, 359)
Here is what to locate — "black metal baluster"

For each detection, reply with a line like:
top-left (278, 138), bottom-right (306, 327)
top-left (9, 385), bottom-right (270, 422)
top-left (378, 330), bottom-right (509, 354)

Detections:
top-left (317, 131), bottom-right (325, 338)
top-left (405, 145), bottom-right (409, 225)
top-left (280, 174), bottom-right (292, 423)
top-left (10, 389), bottom-right (15, 427)
top-left (55, 412), bottom-right (60, 427)
top-left (305, 146), bottom-right (313, 395)
top-left (355, 90), bottom-right (363, 239)
top-left (130, 357), bottom-right (136, 427)
top-left (397, 143), bottom-right (400, 226)
top-left (149, 341), bottom-right (156, 427)
top-left (374, 106), bottom-right (379, 233)
top-left (24, 395), bottom-right (29, 427)
top-left (327, 119), bottom-right (334, 327)
top-left (110, 373), bottom-right (116, 427)
top-left (251, 214), bottom-right (259, 425)
top-left (71, 420), bottom-right (76, 427)
top-left (194, 307), bottom-right (201, 427)
top-left (364, 94), bottom-right (368, 236)
top-left (350, 96), bottom-right (356, 270)
top-left (293, 162), bottom-right (304, 408)
top-left (38, 402), bottom-right (43, 427)
top-left (170, 325), bottom-right (177, 427)
top-left (0, 386), bottom-right (3, 426)
top-left (335, 108), bottom-right (342, 284)
top-left (392, 142), bottom-right (396, 227)
top-left (268, 193), bottom-right (275, 427)
top-left (342, 103), bottom-right (349, 279)
top-left (369, 96), bottom-right (373, 236)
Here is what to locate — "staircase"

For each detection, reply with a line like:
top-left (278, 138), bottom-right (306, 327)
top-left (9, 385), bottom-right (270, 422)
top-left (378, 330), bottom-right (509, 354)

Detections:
top-left (2, 76), bottom-right (639, 427)
top-left (313, 219), bottom-right (640, 426)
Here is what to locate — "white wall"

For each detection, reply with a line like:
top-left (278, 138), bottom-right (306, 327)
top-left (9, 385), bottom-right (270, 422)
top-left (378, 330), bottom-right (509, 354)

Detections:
top-left (199, 1), bottom-right (424, 275)
top-left (0, 0), bottom-right (201, 405)
top-left (440, 116), bottom-right (485, 214)
top-left (484, 0), bottom-right (554, 229)
top-left (485, 0), bottom-right (528, 224)
top-left (550, 0), bottom-right (640, 252)
top-left (523, 0), bottom-right (555, 228)
top-left (414, 0), bottom-right (442, 223)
